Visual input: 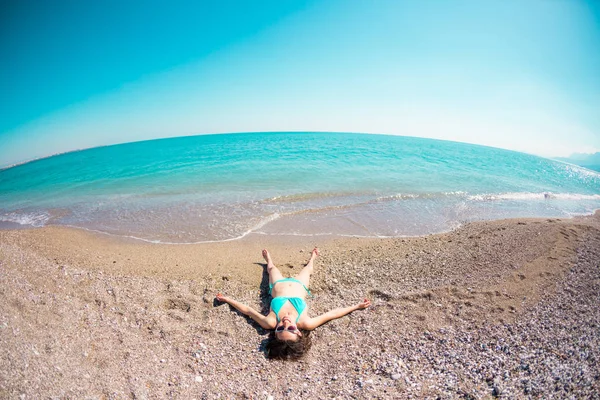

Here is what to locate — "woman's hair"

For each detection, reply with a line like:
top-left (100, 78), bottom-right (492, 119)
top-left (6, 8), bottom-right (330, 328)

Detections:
top-left (265, 330), bottom-right (312, 360)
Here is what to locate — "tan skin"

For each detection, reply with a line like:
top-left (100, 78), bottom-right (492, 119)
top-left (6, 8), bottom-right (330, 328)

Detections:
top-left (216, 248), bottom-right (371, 341)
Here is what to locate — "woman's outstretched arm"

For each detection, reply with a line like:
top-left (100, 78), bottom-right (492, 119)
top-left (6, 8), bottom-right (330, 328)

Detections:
top-left (215, 293), bottom-right (275, 329)
top-left (303, 298), bottom-right (371, 330)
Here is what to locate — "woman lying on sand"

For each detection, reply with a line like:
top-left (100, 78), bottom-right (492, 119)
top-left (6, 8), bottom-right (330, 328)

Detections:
top-left (216, 248), bottom-right (371, 360)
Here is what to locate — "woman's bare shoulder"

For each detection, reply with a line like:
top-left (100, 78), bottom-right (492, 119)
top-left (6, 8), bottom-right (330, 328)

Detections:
top-left (263, 311), bottom-right (277, 328)
top-left (297, 312), bottom-right (315, 330)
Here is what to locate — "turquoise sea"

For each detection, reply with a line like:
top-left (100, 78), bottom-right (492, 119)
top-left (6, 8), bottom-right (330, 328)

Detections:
top-left (1, 132), bottom-right (599, 243)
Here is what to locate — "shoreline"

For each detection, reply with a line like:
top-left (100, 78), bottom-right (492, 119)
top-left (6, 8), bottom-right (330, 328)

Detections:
top-left (2, 203), bottom-right (600, 246)
top-left (1, 213), bottom-right (599, 398)
top-left (3, 212), bottom-right (596, 281)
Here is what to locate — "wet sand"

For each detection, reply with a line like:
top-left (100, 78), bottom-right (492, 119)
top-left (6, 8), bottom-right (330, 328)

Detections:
top-left (1, 213), bottom-right (599, 398)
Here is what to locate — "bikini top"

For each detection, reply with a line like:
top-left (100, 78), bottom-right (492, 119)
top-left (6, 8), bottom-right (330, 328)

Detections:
top-left (270, 297), bottom-right (307, 322)
top-left (269, 277), bottom-right (313, 322)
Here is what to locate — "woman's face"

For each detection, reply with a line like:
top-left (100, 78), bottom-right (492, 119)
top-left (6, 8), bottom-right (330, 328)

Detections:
top-left (275, 316), bottom-right (302, 341)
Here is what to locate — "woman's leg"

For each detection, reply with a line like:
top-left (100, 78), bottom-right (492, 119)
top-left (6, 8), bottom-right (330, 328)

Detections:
top-left (263, 249), bottom-right (283, 285)
top-left (296, 248), bottom-right (319, 287)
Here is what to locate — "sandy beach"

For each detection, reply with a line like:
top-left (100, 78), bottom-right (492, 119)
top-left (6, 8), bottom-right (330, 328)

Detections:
top-left (1, 213), bottom-right (599, 399)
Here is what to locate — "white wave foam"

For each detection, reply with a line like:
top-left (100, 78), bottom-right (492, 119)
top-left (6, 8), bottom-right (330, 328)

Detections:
top-left (0, 211), bottom-right (51, 227)
top-left (468, 192), bottom-right (600, 202)
top-left (375, 191), bottom-right (468, 202)
top-left (61, 212), bottom-right (283, 245)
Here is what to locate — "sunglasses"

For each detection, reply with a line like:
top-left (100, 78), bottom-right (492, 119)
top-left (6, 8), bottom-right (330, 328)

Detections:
top-left (276, 325), bottom-right (299, 333)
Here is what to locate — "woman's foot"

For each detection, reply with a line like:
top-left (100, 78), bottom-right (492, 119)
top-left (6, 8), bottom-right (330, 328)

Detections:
top-left (262, 249), bottom-right (272, 264)
top-left (308, 247), bottom-right (319, 264)
top-left (311, 247), bottom-right (319, 258)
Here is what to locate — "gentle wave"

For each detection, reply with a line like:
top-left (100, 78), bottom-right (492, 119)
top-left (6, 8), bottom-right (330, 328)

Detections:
top-left (263, 191), bottom-right (372, 204)
top-left (2, 191), bottom-right (598, 232)
top-left (468, 192), bottom-right (600, 201)
top-left (61, 212), bottom-right (284, 244)
top-left (374, 191), bottom-right (468, 202)
top-left (262, 191), bottom-right (469, 209)
top-left (0, 211), bottom-right (52, 227)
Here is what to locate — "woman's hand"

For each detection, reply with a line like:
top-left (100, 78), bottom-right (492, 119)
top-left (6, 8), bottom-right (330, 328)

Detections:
top-left (215, 293), bottom-right (228, 303)
top-left (357, 298), bottom-right (371, 309)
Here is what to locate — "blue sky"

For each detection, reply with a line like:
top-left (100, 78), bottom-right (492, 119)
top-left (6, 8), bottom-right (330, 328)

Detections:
top-left (1, 0), bottom-right (599, 167)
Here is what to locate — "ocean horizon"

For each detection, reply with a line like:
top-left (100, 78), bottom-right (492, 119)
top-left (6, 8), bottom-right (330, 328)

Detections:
top-left (1, 132), bottom-right (599, 243)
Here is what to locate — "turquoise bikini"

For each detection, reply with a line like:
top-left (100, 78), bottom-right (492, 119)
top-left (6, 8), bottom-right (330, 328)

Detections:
top-left (269, 278), bottom-right (312, 322)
